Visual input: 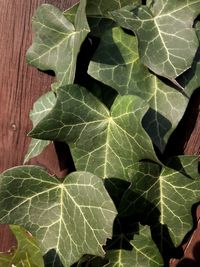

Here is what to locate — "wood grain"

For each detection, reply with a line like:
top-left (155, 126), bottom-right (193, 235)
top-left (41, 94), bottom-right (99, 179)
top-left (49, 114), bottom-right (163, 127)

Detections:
top-left (0, 0), bottom-right (199, 266)
top-left (0, 0), bottom-right (78, 252)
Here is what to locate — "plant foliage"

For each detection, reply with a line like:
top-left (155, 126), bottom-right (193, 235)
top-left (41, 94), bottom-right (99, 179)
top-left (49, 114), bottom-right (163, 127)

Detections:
top-left (0, 0), bottom-right (200, 266)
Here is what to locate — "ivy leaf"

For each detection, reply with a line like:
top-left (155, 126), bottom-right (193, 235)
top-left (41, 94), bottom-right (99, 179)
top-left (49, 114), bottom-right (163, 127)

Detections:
top-left (0, 225), bottom-right (44, 267)
top-left (111, 1), bottom-right (200, 79)
top-left (29, 85), bottom-right (158, 179)
top-left (119, 156), bottom-right (200, 247)
top-left (178, 21), bottom-right (200, 96)
top-left (0, 166), bottom-right (117, 267)
top-left (26, 0), bottom-right (89, 89)
top-left (24, 91), bottom-right (56, 163)
top-left (88, 17), bottom-right (116, 38)
top-left (86, 0), bottom-right (141, 17)
top-left (105, 226), bottom-right (163, 267)
top-left (88, 27), bottom-right (188, 151)
top-left (63, 2), bottom-right (79, 24)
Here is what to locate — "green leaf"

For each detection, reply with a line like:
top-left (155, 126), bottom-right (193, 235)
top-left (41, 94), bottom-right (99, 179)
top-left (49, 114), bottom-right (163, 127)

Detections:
top-left (86, 0), bottom-right (141, 17)
top-left (26, 0), bottom-right (89, 89)
top-left (105, 226), bottom-right (163, 267)
top-left (0, 225), bottom-right (44, 267)
top-left (0, 166), bottom-right (117, 267)
top-left (29, 85), bottom-right (158, 179)
top-left (24, 91), bottom-right (56, 163)
top-left (178, 21), bottom-right (200, 96)
top-left (88, 27), bottom-right (188, 151)
top-left (111, 1), bottom-right (200, 79)
top-left (63, 2), bottom-right (79, 24)
top-left (88, 17), bottom-right (117, 38)
top-left (119, 156), bottom-right (200, 246)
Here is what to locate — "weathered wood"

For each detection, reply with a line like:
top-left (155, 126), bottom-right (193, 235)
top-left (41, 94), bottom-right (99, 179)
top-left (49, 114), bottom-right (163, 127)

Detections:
top-left (0, 0), bottom-right (78, 252)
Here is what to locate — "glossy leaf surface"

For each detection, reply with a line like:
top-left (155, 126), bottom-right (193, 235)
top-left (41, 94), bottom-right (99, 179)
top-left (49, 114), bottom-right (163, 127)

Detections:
top-left (29, 85), bottom-right (158, 179)
top-left (88, 27), bottom-right (188, 151)
top-left (0, 167), bottom-right (117, 267)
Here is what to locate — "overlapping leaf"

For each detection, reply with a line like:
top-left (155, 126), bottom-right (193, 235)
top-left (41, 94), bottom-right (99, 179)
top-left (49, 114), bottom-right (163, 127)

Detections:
top-left (0, 167), bottom-right (117, 267)
top-left (111, 0), bottom-right (200, 79)
top-left (119, 156), bottom-right (200, 246)
top-left (29, 85), bottom-right (158, 179)
top-left (105, 226), bottom-right (163, 267)
top-left (0, 225), bottom-right (44, 267)
top-left (178, 21), bottom-right (200, 96)
top-left (24, 91), bottom-right (56, 163)
top-left (88, 27), bottom-right (188, 151)
top-left (26, 0), bottom-right (89, 89)
top-left (86, 0), bottom-right (141, 17)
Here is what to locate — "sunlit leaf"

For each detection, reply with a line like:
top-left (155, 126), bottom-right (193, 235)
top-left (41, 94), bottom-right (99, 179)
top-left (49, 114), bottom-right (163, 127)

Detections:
top-left (111, 0), bottom-right (200, 79)
top-left (0, 167), bottom-right (117, 267)
top-left (26, 0), bottom-right (89, 89)
top-left (178, 21), bottom-right (200, 96)
top-left (88, 27), bottom-right (188, 151)
top-left (29, 85), bottom-right (158, 179)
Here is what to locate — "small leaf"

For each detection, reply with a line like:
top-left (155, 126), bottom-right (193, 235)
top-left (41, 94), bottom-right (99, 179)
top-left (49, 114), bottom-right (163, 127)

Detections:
top-left (0, 225), bottom-right (44, 267)
top-left (111, 1), bottom-right (200, 79)
top-left (119, 156), bottom-right (200, 247)
top-left (88, 27), bottom-right (188, 151)
top-left (29, 85), bottom-right (158, 179)
top-left (24, 91), bottom-right (56, 163)
top-left (26, 0), bottom-right (90, 88)
top-left (0, 166), bottom-right (117, 267)
top-left (86, 0), bottom-right (141, 17)
top-left (105, 225), bottom-right (163, 267)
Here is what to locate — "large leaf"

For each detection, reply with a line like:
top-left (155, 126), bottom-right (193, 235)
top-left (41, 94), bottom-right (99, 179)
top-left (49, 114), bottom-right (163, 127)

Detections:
top-left (26, 0), bottom-right (89, 89)
top-left (119, 156), bottom-right (200, 247)
top-left (0, 167), bottom-right (117, 267)
top-left (111, 1), bottom-right (200, 79)
top-left (105, 225), bottom-right (163, 267)
top-left (178, 21), bottom-right (200, 96)
top-left (86, 0), bottom-right (141, 17)
top-left (29, 85), bottom-right (158, 179)
top-left (24, 91), bottom-right (56, 163)
top-left (88, 27), bottom-right (188, 151)
top-left (0, 225), bottom-right (44, 267)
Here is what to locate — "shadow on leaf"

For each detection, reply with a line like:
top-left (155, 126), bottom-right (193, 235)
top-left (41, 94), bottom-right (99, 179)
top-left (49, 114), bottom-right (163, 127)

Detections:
top-left (44, 249), bottom-right (63, 267)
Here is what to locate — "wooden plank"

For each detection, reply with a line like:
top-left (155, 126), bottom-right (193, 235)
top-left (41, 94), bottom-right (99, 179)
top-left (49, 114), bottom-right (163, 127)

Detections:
top-left (0, 0), bottom-right (78, 252)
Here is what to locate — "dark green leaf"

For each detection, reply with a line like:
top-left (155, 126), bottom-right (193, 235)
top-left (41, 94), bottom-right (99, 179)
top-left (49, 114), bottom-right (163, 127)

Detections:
top-left (29, 85), bottom-right (158, 179)
top-left (105, 225), bottom-right (163, 267)
top-left (86, 0), bottom-right (141, 17)
top-left (119, 156), bottom-right (200, 246)
top-left (0, 167), bottom-right (117, 267)
top-left (88, 27), bottom-right (188, 151)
